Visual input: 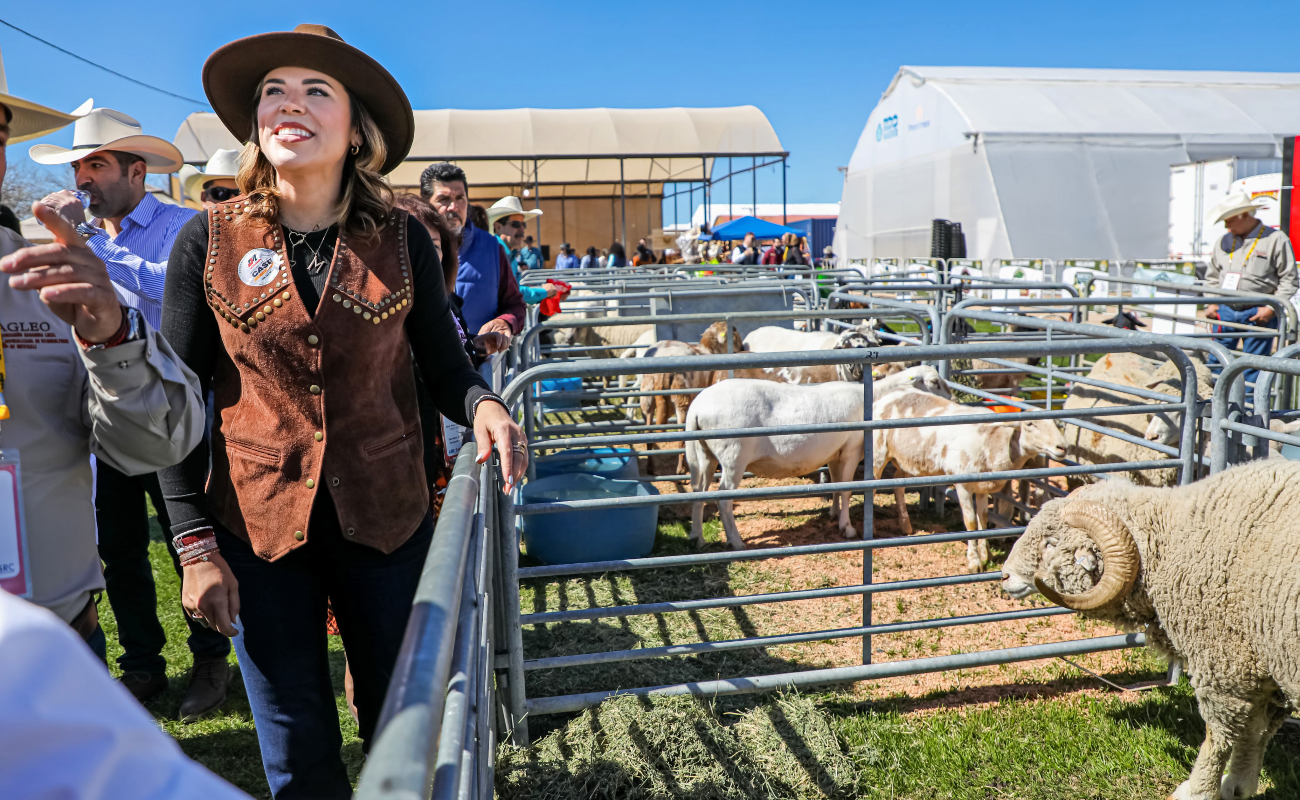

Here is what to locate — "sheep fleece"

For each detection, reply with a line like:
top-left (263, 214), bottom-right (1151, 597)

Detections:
top-left (1017, 459), bottom-right (1300, 707)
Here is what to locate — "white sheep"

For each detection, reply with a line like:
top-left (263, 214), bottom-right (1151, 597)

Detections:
top-left (742, 325), bottom-right (841, 352)
top-left (719, 326), bottom-right (882, 386)
top-left (1063, 352), bottom-right (1213, 487)
top-left (741, 320), bottom-right (883, 355)
top-left (1001, 459), bottom-right (1300, 800)
top-left (685, 367), bottom-right (949, 549)
top-left (872, 388), bottom-right (1067, 572)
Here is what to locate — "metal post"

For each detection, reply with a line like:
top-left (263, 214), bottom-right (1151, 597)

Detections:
top-left (498, 464), bottom-right (529, 746)
top-left (702, 157), bottom-right (709, 233)
top-left (782, 157), bottom-right (787, 226)
top-left (533, 158), bottom-right (540, 256)
top-left (728, 156), bottom-right (733, 224)
top-left (752, 156), bottom-right (757, 222)
top-left (647, 179), bottom-right (652, 249)
top-left (619, 158), bottom-right (627, 251)
top-left (862, 360), bottom-right (874, 664)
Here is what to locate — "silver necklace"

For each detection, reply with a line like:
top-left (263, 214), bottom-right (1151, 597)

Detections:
top-left (287, 227), bottom-right (332, 274)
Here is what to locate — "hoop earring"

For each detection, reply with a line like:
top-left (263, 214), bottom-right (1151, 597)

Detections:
top-left (350, 144), bottom-right (359, 155)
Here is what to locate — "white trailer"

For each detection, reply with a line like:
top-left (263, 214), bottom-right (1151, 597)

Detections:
top-left (1169, 158), bottom-right (1281, 258)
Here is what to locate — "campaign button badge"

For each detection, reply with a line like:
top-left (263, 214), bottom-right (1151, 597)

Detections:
top-left (238, 248), bottom-right (283, 287)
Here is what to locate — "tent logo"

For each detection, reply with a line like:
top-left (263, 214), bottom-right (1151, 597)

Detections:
top-left (876, 115), bottom-right (898, 142)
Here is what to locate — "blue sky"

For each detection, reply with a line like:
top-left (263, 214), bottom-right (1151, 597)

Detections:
top-left (4, 0), bottom-right (1296, 216)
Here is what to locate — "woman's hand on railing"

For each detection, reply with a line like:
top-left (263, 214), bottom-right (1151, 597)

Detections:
top-left (474, 400), bottom-right (528, 492)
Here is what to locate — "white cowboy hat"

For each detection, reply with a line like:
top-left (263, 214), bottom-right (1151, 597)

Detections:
top-left (0, 45), bottom-right (84, 143)
top-left (180, 149), bottom-right (241, 200)
top-left (1210, 192), bottom-right (1264, 225)
top-left (486, 195), bottom-right (543, 225)
top-left (29, 107), bottom-right (184, 173)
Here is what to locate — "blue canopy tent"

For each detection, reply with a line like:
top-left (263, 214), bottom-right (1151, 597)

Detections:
top-left (701, 215), bottom-right (805, 241)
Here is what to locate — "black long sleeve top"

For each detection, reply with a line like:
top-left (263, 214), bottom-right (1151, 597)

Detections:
top-left (158, 212), bottom-right (494, 537)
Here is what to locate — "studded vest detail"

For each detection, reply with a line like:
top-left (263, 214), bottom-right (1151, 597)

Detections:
top-left (203, 198), bottom-right (427, 561)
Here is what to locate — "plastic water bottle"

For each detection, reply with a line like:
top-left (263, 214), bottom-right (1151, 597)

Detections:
top-left (38, 190), bottom-right (92, 228)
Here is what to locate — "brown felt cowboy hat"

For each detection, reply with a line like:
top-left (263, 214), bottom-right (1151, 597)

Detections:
top-left (202, 23), bottom-right (414, 175)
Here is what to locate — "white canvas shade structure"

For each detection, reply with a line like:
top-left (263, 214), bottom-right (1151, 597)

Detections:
top-left (173, 106), bottom-right (786, 255)
top-left (834, 66), bottom-right (1300, 265)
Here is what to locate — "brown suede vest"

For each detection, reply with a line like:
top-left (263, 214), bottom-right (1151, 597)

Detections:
top-left (204, 198), bottom-right (426, 561)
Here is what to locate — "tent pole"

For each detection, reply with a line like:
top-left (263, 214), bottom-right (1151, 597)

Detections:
top-left (702, 157), bottom-right (708, 232)
top-left (728, 156), bottom-right (733, 224)
top-left (533, 158), bottom-right (541, 260)
top-left (647, 178), bottom-right (652, 250)
top-left (752, 156), bottom-right (757, 220)
top-left (782, 157), bottom-right (787, 225)
top-left (620, 158), bottom-right (627, 251)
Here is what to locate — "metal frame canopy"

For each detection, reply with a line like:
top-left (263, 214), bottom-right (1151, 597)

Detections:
top-left (835, 66), bottom-right (1300, 264)
top-left (173, 106), bottom-right (785, 195)
top-left (174, 106), bottom-right (786, 249)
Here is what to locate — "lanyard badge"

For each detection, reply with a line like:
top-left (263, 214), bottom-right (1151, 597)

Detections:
top-left (0, 324), bottom-right (9, 420)
top-left (0, 450), bottom-right (31, 598)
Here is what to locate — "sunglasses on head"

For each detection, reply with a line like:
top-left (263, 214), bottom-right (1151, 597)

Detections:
top-left (206, 186), bottom-right (239, 202)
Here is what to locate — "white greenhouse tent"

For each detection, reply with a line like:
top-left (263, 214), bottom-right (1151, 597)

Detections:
top-left (834, 66), bottom-right (1300, 264)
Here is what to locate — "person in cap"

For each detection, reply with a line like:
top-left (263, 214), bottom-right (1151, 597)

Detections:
top-left (0, 57), bottom-right (204, 666)
top-left (555, 241), bottom-right (578, 270)
top-left (159, 24), bottom-right (527, 798)
top-left (419, 162), bottom-right (526, 340)
top-left (179, 148), bottom-right (241, 209)
top-left (524, 234), bottom-right (543, 268)
top-left (30, 107), bottom-right (233, 716)
top-left (1204, 192), bottom-right (1298, 388)
top-left (489, 195), bottom-right (556, 306)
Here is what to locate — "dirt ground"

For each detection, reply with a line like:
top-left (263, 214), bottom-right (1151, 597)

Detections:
top-left (661, 477), bottom-right (1142, 701)
top-left (520, 467), bottom-right (1157, 721)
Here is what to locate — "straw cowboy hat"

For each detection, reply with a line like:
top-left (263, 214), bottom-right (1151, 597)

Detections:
top-left (180, 148), bottom-right (241, 200)
top-left (0, 45), bottom-right (84, 143)
top-left (486, 196), bottom-right (543, 225)
top-left (29, 107), bottom-right (184, 172)
top-left (202, 23), bottom-right (414, 175)
top-left (1210, 192), bottom-right (1264, 225)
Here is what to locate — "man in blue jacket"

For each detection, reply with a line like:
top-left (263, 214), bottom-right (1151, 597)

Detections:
top-left (420, 163), bottom-right (526, 339)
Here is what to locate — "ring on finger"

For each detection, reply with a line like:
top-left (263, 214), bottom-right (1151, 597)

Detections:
top-left (512, 442), bottom-right (527, 453)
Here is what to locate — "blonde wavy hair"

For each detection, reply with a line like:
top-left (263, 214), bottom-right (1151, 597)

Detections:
top-left (236, 84), bottom-right (393, 241)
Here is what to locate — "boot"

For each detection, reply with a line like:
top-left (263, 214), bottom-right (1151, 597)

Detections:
top-left (179, 655), bottom-right (231, 723)
top-left (119, 671), bottom-right (169, 703)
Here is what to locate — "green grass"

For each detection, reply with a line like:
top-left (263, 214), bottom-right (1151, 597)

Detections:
top-left (103, 501), bottom-right (360, 798)
top-left (134, 491), bottom-right (1300, 800)
top-left (500, 687), bottom-right (1300, 800)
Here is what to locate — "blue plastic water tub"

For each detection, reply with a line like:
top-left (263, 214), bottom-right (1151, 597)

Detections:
top-left (537, 377), bottom-right (583, 411)
top-left (520, 474), bottom-right (659, 565)
top-left (534, 447), bottom-right (640, 481)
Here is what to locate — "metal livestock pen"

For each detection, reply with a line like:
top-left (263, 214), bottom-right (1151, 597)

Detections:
top-left (354, 263), bottom-right (1298, 798)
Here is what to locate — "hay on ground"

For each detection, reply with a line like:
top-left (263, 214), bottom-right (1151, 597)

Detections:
top-left (496, 693), bottom-right (855, 800)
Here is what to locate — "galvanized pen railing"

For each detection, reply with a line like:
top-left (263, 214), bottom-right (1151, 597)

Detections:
top-left (356, 449), bottom-right (502, 800)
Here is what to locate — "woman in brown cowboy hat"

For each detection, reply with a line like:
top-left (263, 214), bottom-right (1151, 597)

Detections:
top-left (158, 24), bottom-right (527, 798)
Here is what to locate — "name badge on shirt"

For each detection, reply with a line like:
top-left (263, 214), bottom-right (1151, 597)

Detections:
top-left (238, 248), bottom-right (283, 287)
top-left (1221, 272), bottom-right (1242, 291)
top-left (441, 415), bottom-right (469, 467)
top-left (0, 450), bottom-right (32, 599)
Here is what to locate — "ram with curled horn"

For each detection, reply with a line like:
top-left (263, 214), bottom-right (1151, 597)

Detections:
top-left (1002, 459), bottom-right (1300, 800)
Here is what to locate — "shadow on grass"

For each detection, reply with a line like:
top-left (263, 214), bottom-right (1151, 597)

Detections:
top-left (1107, 688), bottom-right (1300, 797)
top-left (519, 514), bottom-right (862, 740)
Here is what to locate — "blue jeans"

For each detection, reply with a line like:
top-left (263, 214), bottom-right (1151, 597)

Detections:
top-left (218, 493), bottom-right (434, 800)
top-left (1209, 305), bottom-right (1279, 405)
